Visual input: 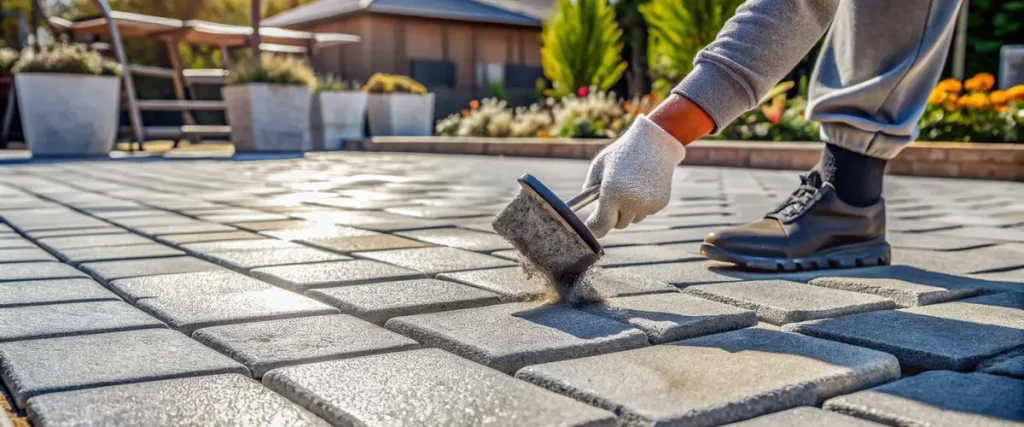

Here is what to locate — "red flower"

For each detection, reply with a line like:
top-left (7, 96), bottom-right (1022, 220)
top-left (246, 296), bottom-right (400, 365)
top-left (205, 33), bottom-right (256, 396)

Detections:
top-left (577, 87), bottom-right (589, 97)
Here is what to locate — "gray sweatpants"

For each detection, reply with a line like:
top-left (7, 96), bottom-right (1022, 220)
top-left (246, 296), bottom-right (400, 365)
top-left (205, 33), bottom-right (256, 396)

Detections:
top-left (674, 0), bottom-right (963, 159)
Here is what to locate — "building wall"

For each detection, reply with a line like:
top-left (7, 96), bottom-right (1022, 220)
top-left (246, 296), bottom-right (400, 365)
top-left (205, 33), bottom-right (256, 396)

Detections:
top-left (304, 13), bottom-right (544, 118)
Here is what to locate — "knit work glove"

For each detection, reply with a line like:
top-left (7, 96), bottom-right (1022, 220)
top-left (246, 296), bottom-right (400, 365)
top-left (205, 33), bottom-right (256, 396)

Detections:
top-left (583, 115), bottom-right (686, 238)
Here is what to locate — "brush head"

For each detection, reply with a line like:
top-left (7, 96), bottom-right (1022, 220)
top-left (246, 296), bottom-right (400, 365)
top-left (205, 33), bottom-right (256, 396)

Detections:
top-left (492, 174), bottom-right (603, 299)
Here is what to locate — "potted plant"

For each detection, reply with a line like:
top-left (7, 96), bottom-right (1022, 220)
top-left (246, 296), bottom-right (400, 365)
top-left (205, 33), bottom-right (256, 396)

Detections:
top-left (223, 54), bottom-right (314, 152)
top-left (311, 75), bottom-right (366, 150)
top-left (13, 43), bottom-right (121, 157)
top-left (363, 73), bottom-right (435, 136)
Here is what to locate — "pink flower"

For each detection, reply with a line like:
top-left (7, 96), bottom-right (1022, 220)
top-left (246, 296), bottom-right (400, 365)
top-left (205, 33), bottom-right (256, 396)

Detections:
top-left (577, 87), bottom-right (589, 97)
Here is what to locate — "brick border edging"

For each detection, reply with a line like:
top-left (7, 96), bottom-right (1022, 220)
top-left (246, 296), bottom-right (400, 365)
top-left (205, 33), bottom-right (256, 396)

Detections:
top-left (343, 137), bottom-right (1024, 181)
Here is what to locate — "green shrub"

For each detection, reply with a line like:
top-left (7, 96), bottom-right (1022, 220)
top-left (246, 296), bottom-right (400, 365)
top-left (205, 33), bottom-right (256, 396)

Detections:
top-left (642, 0), bottom-right (744, 93)
top-left (0, 48), bottom-right (19, 77)
top-left (226, 54), bottom-right (315, 87)
top-left (315, 75), bottom-right (361, 92)
top-left (13, 43), bottom-right (121, 77)
top-left (541, 0), bottom-right (627, 98)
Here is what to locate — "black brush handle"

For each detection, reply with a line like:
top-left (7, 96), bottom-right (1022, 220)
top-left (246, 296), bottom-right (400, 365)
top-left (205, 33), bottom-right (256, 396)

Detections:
top-left (566, 185), bottom-right (600, 212)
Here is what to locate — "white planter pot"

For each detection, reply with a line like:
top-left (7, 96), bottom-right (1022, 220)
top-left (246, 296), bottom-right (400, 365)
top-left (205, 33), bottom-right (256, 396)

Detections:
top-left (311, 91), bottom-right (367, 151)
top-left (366, 93), bottom-right (435, 136)
top-left (223, 83), bottom-right (311, 152)
top-left (16, 73), bottom-right (119, 157)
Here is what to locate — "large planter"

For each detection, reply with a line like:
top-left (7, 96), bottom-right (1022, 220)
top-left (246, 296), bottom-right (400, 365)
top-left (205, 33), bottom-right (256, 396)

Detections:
top-left (16, 73), bottom-right (119, 157)
top-left (366, 93), bottom-right (435, 136)
top-left (223, 83), bottom-right (311, 152)
top-left (311, 91), bottom-right (367, 151)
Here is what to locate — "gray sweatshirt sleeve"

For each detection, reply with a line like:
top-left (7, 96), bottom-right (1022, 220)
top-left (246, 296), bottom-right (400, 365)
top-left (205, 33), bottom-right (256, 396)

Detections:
top-left (672, 0), bottom-right (841, 133)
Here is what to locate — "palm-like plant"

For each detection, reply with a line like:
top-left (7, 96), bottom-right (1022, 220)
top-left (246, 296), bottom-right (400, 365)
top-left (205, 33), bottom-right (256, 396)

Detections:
top-left (641, 0), bottom-right (744, 92)
top-left (541, 0), bottom-right (628, 98)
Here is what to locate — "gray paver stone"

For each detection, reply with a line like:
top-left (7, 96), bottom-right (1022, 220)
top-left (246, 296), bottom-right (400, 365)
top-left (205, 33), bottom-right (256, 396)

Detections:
top-left (784, 292), bottom-right (1024, 370)
top-left (823, 371), bottom-right (1024, 427)
top-left (887, 232), bottom-right (998, 251)
top-left (193, 315), bottom-right (419, 377)
top-left (610, 260), bottom-right (802, 287)
top-left (684, 280), bottom-right (896, 325)
top-left (133, 222), bottom-right (238, 236)
top-left (137, 288), bottom-right (338, 334)
top-left (26, 374), bottom-right (330, 427)
top-left (0, 329), bottom-right (248, 409)
top-left (262, 348), bottom-right (616, 427)
top-left (979, 349), bottom-right (1024, 378)
top-left (199, 248), bottom-right (351, 270)
top-left (355, 247), bottom-right (514, 274)
top-left (517, 328), bottom-right (900, 427)
top-left (109, 215), bottom-right (199, 228)
top-left (252, 260), bottom-right (424, 291)
top-left (597, 244), bottom-right (704, 267)
top-left (181, 239), bottom-right (308, 254)
top-left (396, 228), bottom-right (513, 252)
top-left (80, 256), bottom-right (222, 283)
top-left (0, 279), bottom-right (118, 308)
top-left (598, 227), bottom-right (721, 247)
top-left (892, 248), bottom-right (1024, 275)
top-left (581, 293), bottom-right (757, 344)
top-left (0, 300), bottom-right (165, 343)
top-left (306, 279), bottom-right (502, 324)
top-left (36, 234), bottom-right (154, 251)
top-left (723, 407), bottom-right (884, 426)
top-left (0, 262), bottom-right (87, 283)
top-left (302, 234), bottom-right (432, 253)
top-left (108, 270), bottom-right (273, 304)
top-left (0, 239), bottom-right (35, 250)
top-left (437, 267), bottom-right (556, 301)
top-left (808, 273), bottom-right (989, 308)
top-left (261, 226), bottom-right (378, 241)
top-left (55, 244), bottom-right (185, 265)
top-left (0, 248), bottom-right (54, 263)
top-left (385, 302), bottom-right (649, 373)
top-left (154, 231), bottom-right (264, 245)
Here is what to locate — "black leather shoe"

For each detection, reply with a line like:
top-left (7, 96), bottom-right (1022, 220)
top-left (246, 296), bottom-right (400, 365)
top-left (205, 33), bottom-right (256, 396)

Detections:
top-left (701, 172), bottom-right (890, 271)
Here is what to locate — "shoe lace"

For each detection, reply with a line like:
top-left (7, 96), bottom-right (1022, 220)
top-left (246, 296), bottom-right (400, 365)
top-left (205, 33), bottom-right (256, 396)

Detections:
top-left (767, 172), bottom-right (824, 221)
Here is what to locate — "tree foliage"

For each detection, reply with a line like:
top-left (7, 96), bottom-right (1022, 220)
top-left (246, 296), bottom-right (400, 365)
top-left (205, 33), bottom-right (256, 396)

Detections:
top-left (641, 0), bottom-right (743, 93)
top-left (541, 0), bottom-right (627, 98)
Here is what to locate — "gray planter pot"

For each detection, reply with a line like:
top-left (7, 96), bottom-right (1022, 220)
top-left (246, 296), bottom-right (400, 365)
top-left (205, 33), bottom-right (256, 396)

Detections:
top-left (311, 91), bottom-right (367, 151)
top-left (367, 93), bottom-right (435, 136)
top-left (16, 73), bottom-right (119, 157)
top-left (223, 83), bottom-right (311, 152)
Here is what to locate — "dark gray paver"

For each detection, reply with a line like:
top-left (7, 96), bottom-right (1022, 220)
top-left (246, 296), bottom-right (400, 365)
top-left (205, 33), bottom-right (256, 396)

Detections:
top-left (597, 226), bottom-right (720, 247)
top-left (302, 234), bottom-right (432, 253)
top-left (193, 315), bottom-right (419, 377)
top-left (26, 374), bottom-right (330, 427)
top-left (199, 248), bottom-right (351, 270)
top-left (385, 302), bottom-right (649, 373)
top-left (596, 243), bottom-right (704, 267)
top-left (154, 230), bottom-right (264, 245)
top-left (723, 407), bottom-right (883, 426)
top-left (306, 279), bottom-right (502, 324)
top-left (0, 300), bottom-right (165, 343)
top-left (36, 234), bottom-right (154, 251)
top-left (251, 260), bottom-right (424, 291)
top-left (887, 231), bottom-right (999, 251)
top-left (0, 262), bottom-right (87, 283)
top-left (979, 349), bottom-right (1024, 378)
top-left (0, 279), bottom-right (118, 308)
top-left (892, 247), bottom-right (1024, 274)
top-left (935, 225), bottom-right (1024, 243)
top-left (438, 267), bottom-right (556, 301)
top-left (0, 329), bottom-right (248, 409)
top-left (137, 288), bottom-right (338, 334)
top-left (0, 239), bottom-right (35, 250)
top-left (581, 293), bottom-right (757, 344)
top-left (784, 292), bottom-right (1024, 370)
top-left (0, 248), bottom-right (54, 263)
top-left (823, 371), bottom-right (1024, 427)
top-left (262, 348), bottom-right (616, 427)
top-left (108, 271), bottom-right (273, 304)
top-left (55, 243), bottom-right (185, 265)
top-left (517, 328), bottom-right (900, 427)
top-left (610, 260), bottom-right (797, 287)
top-left (355, 247), bottom-right (515, 274)
top-left (80, 256), bottom-right (222, 283)
top-left (132, 222), bottom-right (238, 236)
top-left (396, 228), bottom-right (513, 252)
top-left (684, 280), bottom-right (896, 325)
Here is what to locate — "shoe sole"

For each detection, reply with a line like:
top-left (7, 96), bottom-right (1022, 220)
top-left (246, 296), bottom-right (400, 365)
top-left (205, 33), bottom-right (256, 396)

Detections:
top-left (699, 238), bottom-right (891, 272)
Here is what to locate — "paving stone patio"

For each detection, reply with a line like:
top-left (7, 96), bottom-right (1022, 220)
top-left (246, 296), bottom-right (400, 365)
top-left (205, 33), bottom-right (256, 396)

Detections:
top-left (0, 152), bottom-right (1022, 426)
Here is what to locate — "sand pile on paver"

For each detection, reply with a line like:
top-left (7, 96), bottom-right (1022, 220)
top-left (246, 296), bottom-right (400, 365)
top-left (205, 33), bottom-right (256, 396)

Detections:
top-left (492, 188), bottom-right (604, 306)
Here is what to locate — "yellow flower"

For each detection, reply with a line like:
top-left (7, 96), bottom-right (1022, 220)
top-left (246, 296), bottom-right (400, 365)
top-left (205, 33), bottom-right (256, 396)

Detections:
top-left (1007, 85), bottom-right (1024, 101)
top-left (995, 104), bottom-right (1009, 113)
top-left (943, 93), bottom-right (959, 111)
top-left (964, 72), bottom-right (995, 92)
top-left (936, 78), bottom-right (962, 93)
top-left (989, 90), bottom-right (1009, 106)
top-left (928, 88), bottom-right (946, 105)
top-left (960, 93), bottom-right (991, 109)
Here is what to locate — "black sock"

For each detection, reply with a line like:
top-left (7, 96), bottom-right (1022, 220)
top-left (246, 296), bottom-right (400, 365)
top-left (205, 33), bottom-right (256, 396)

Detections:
top-left (813, 143), bottom-right (887, 207)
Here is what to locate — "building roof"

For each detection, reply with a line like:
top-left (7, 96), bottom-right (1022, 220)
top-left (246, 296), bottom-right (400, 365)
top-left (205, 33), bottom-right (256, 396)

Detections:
top-left (262, 0), bottom-right (552, 28)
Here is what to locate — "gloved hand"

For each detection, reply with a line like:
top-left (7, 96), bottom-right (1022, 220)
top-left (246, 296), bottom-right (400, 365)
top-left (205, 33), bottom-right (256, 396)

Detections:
top-left (583, 114), bottom-right (686, 237)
